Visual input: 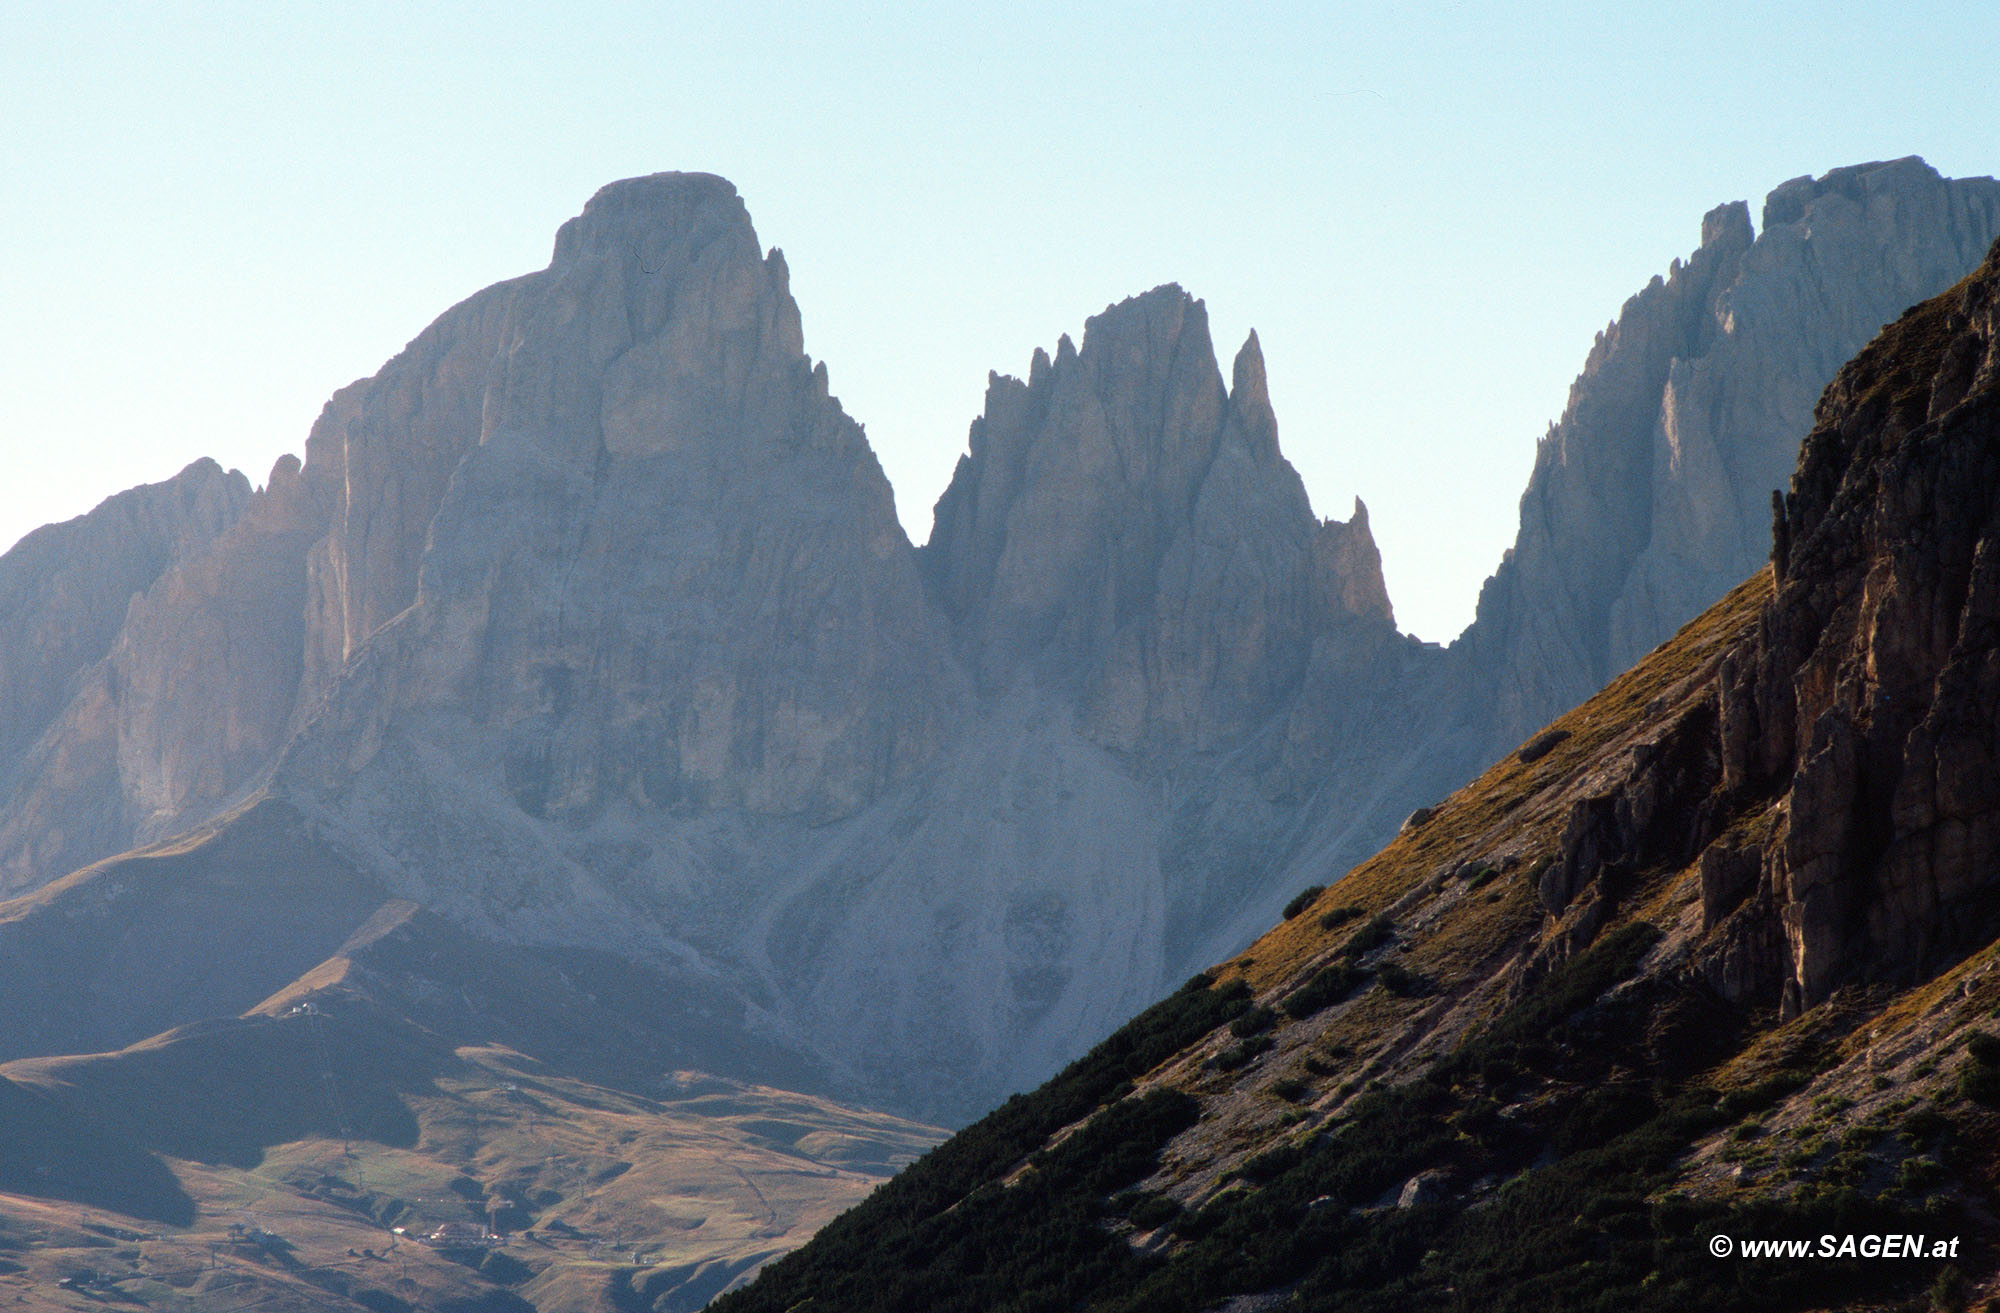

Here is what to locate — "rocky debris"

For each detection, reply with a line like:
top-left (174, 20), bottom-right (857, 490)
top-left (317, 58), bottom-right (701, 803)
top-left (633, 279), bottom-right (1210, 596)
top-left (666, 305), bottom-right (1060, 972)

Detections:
top-left (1455, 159), bottom-right (2000, 762)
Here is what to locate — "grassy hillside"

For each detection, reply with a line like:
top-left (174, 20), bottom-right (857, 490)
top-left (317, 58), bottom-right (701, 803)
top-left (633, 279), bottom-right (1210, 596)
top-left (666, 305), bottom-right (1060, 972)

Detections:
top-left (0, 1041), bottom-right (938, 1312)
top-left (711, 572), bottom-right (1999, 1312)
top-left (0, 874), bottom-right (943, 1312)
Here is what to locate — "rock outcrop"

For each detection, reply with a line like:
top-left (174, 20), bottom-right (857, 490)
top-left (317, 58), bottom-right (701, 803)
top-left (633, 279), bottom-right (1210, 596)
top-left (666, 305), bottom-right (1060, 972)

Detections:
top-left (1719, 236), bottom-right (2000, 1010)
top-left (1456, 158), bottom-right (2000, 757)
top-left (1531, 232), bottom-right (2000, 1016)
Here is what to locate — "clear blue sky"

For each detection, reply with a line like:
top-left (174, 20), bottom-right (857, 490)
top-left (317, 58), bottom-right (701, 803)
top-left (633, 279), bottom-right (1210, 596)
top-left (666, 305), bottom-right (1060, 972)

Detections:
top-left (4, 3), bottom-right (1996, 641)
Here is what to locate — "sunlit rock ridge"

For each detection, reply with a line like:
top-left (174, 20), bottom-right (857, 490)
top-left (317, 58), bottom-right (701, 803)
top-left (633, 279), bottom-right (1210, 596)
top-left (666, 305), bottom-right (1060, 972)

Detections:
top-left (1453, 157), bottom-right (2000, 755)
top-left (0, 160), bottom-right (1994, 1124)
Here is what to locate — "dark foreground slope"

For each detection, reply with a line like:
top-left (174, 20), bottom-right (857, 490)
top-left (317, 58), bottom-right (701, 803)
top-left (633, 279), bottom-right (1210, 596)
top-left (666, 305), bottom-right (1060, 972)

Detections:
top-left (714, 239), bottom-right (2000, 1313)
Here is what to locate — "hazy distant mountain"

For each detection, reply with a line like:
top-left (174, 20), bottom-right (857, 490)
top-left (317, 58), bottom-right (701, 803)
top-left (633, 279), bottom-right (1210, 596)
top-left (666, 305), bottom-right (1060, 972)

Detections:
top-left (0, 161), bottom-right (1995, 1139)
top-left (1453, 156), bottom-right (2000, 753)
top-left (713, 233), bottom-right (2000, 1312)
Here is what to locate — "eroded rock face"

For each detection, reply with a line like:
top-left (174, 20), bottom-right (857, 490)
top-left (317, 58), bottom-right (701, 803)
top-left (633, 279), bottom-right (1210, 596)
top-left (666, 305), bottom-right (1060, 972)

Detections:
top-left (0, 460), bottom-right (248, 774)
top-left (923, 291), bottom-right (1393, 756)
top-left (0, 459), bottom-right (253, 889)
top-left (1734, 238), bottom-right (2000, 1010)
top-left (1543, 236), bottom-right (2000, 1015)
top-left (288, 173), bottom-right (960, 827)
top-left (1458, 159), bottom-right (2000, 759)
top-left (6, 164), bottom-right (2000, 1123)
top-left (299, 276), bottom-right (527, 705)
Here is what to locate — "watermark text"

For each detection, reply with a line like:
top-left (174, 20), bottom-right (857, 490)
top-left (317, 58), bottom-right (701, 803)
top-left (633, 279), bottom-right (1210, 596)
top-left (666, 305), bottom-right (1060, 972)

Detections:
top-left (1709, 1234), bottom-right (1960, 1260)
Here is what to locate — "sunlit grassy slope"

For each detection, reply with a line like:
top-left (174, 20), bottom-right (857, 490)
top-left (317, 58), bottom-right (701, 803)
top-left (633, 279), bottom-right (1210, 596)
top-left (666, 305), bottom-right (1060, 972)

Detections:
top-left (0, 821), bottom-right (945, 1312)
top-left (714, 566), bottom-right (2000, 1313)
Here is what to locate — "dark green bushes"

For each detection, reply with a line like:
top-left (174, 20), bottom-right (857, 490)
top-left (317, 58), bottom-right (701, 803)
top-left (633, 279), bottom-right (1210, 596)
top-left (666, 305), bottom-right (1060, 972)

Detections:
top-left (1341, 915), bottom-right (1396, 959)
top-left (1375, 963), bottom-right (1430, 998)
top-left (1213, 1036), bottom-right (1275, 1072)
top-left (1319, 905), bottom-right (1365, 932)
top-left (1957, 1030), bottom-right (2000, 1105)
top-left (1117, 1190), bottom-right (1182, 1231)
top-left (711, 1088), bottom-right (1198, 1313)
top-left (1282, 963), bottom-right (1369, 1019)
top-left (1230, 1006), bottom-right (1277, 1039)
top-left (1284, 886), bottom-right (1327, 920)
top-left (1235, 1142), bottom-right (1302, 1183)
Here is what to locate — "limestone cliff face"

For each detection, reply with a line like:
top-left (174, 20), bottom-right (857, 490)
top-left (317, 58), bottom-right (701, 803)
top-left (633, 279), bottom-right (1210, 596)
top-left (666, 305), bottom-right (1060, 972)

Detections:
top-left (299, 276), bottom-right (528, 705)
top-left (0, 460), bottom-right (252, 889)
top-left (1722, 237), bottom-right (2000, 1010)
top-left (1459, 158), bottom-right (2000, 759)
top-left (923, 289), bottom-right (1393, 756)
top-left (0, 460), bottom-right (247, 776)
top-left (7, 164), bottom-right (2000, 1128)
top-left (284, 173), bottom-right (960, 831)
top-left (1533, 236), bottom-right (2000, 1016)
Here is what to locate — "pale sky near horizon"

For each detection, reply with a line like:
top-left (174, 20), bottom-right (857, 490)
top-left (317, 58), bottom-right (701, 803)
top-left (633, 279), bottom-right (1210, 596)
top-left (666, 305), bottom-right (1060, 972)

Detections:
top-left (3, 4), bottom-right (1996, 642)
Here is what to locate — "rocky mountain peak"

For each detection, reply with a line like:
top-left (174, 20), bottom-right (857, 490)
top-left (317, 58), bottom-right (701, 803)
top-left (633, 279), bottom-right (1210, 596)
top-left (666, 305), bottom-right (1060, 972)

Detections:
top-left (1227, 328), bottom-right (1280, 466)
top-left (0, 457), bottom-right (248, 781)
top-left (281, 172), bottom-right (956, 833)
top-left (1700, 197), bottom-right (1754, 250)
top-left (1311, 497), bottom-right (1394, 630)
top-left (1454, 157), bottom-right (2000, 762)
top-left (481, 169), bottom-right (816, 471)
top-left (921, 282), bottom-right (1392, 754)
top-left (1761, 154), bottom-right (1937, 231)
top-left (549, 170), bottom-right (749, 266)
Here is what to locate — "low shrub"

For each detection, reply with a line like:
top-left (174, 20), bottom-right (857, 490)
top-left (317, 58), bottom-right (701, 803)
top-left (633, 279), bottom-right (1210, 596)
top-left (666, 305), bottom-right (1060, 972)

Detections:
top-left (1957, 1034), bottom-right (2000, 1106)
top-left (1282, 963), bottom-right (1368, 1019)
top-left (1283, 885), bottom-right (1326, 920)
top-left (1231, 1006), bottom-right (1277, 1039)
top-left (1341, 915), bottom-right (1396, 960)
top-left (1214, 1036), bottom-right (1275, 1072)
top-left (1319, 905), bottom-right (1365, 932)
top-left (1376, 963), bottom-right (1430, 998)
